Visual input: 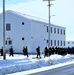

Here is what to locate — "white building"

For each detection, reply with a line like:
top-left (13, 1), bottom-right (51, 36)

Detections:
top-left (66, 41), bottom-right (74, 48)
top-left (0, 10), bottom-right (66, 54)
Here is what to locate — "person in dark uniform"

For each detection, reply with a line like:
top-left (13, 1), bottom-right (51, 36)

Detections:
top-left (9, 46), bottom-right (14, 57)
top-left (1, 47), bottom-right (3, 56)
top-left (22, 47), bottom-right (26, 55)
top-left (22, 46), bottom-right (28, 57)
top-left (25, 46), bottom-right (28, 57)
top-left (36, 46), bottom-right (41, 58)
top-left (44, 46), bottom-right (48, 57)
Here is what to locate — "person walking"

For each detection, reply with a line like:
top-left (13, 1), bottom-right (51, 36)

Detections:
top-left (44, 46), bottom-right (48, 57)
top-left (9, 46), bottom-right (14, 57)
top-left (1, 47), bottom-right (3, 56)
top-left (22, 46), bottom-right (28, 57)
top-left (25, 46), bottom-right (28, 57)
top-left (36, 46), bottom-right (41, 58)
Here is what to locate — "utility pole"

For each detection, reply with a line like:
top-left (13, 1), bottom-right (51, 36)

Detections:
top-left (43, 0), bottom-right (55, 49)
top-left (3, 0), bottom-right (6, 60)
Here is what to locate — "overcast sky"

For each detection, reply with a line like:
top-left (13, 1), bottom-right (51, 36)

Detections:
top-left (0, 0), bottom-right (74, 41)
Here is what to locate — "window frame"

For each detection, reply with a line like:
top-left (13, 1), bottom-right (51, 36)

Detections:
top-left (54, 28), bottom-right (56, 34)
top-left (6, 23), bottom-right (11, 31)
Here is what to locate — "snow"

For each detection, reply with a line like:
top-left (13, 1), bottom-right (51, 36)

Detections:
top-left (0, 54), bottom-right (74, 75)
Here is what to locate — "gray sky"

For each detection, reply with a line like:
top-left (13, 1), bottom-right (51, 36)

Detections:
top-left (0, 0), bottom-right (74, 41)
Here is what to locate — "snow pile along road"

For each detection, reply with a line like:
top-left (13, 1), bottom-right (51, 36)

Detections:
top-left (0, 54), bottom-right (73, 75)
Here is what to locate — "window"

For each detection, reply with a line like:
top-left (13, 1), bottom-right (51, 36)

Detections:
top-left (64, 30), bottom-right (65, 35)
top-left (5, 41), bottom-right (7, 44)
top-left (22, 22), bottom-right (24, 25)
top-left (54, 28), bottom-right (56, 33)
top-left (6, 23), bottom-right (11, 31)
top-left (54, 40), bottom-right (56, 46)
top-left (31, 37), bottom-right (33, 38)
top-left (64, 41), bottom-right (65, 46)
top-left (8, 40), bottom-right (12, 45)
top-left (51, 27), bottom-right (52, 33)
top-left (68, 42), bottom-right (70, 44)
top-left (61, 29), bottom-right (62, 34)
top-left (58, 40), bottom-right (59, 46)
top-left (44, 25), bottom-right (45, 27)
top-left (51, 40), bottom-right (52, 46)
top-left (47, 26), bottom-right (48, 32)
top-left (61, 41), bottom-right (62, 46)
top-left (57, 29), bottom-right (59, 34)
top-left (44, 39), bottom-right (45, 41)
top-left (22, 37), bottom-right (24, 40)
top-left (47, 40), bottom-right (48, 43)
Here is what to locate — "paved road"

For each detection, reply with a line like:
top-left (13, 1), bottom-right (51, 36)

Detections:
top-left (7, 62), bottom-right (74, 75)
top-left (29, 64), bottom-right (74, 75)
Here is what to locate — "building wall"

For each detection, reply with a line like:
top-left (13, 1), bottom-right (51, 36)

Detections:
top-left (0, 10), bottom-right (66, 53)
top-left (66, 41), bottom-right (74, 48)
top-left (31, 20), bottom-right (48, 53)
top-left (30, 20), bottom-right (66, 53)
top-left (50, 24), bottom-right (66, 48)
top-left (0, 11), bottom-right (31, 53)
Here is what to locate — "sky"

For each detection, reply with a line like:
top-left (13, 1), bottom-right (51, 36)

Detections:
top-left (0, 0), bottom-right (74, 41)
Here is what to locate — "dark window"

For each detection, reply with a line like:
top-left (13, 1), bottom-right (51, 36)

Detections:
top-left (22, 22), bottom-right (24, 25)
top-left (54, 28), bottom-right (56, 33)
top-left (8, 40), bottom-right (12, 45)
top-left (51, 27), bottom-right (52, 33)
top-left (6, 23), bottom-right (11, 31)
top-left (47, 26), bottom-right (48, 32)
top-left (51, 40), bottom-right (52, 46)
top-left (64, 30), bottom-right (65, 35)
top-left (68, 42), bottom-right (70, 44)
top-left (5, 41), bottom-right (7, 44)
top-left (44, 39), bottom-right (45, 41)
top-left (44, 25), bottom-right (45, 27)
top-left (31, 37), bottom-right (33, 38)
top-left (54, 40), bottom-right (56, 46)
top-left (61, 41), bottom-right (62, 46)
top-left (22, 37), bottom-right (24, 40)
top-left (64, 41), bottom-right (65, 46)
top-left (61, 29), bottom-right (62, 34)
top-left (57, 29), bottom-right (59, 34)
top-left (47, 40), bottom-right (48, 43)
top-left (58, 40), bottom-right (59, 46)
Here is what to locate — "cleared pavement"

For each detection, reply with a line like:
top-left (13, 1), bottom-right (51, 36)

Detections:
top-left (7, 61), bottom-right (74, 75)
top-left (29, 63), bottom-right (74, 75)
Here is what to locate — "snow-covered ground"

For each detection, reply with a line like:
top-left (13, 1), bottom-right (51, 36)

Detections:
top-left (0, 54), bottom-right (74, 75)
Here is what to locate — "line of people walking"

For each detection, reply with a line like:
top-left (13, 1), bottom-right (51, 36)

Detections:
top-left (1, 46), bottom-right (74, 58)
top-left (0, 46), bottom-right (14, 57)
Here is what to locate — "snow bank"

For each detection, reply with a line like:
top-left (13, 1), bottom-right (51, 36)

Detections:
top-left (0, 54), bottom-right (73, 75)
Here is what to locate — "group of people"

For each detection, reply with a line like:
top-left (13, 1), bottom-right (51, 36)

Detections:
top-left (1, 46), bottom-right (74, 58)
top-left (32, 46), bottom-right (74, 58)
top-left (0, 46), bottom-right (14, 57)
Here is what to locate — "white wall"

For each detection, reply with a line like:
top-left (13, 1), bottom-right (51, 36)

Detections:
top-left (31, 20), bottom-right (48, 53)
top-left (30, 20), bottom-right (66, 53)
top-left (50, 24), bottom-right (66, 48)
top-left (0, 10), bottom-right (66, 54)
top-left (66, 41), bottom-right (74, 48)
top-left (0, 10), bottom-right (31, 53)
